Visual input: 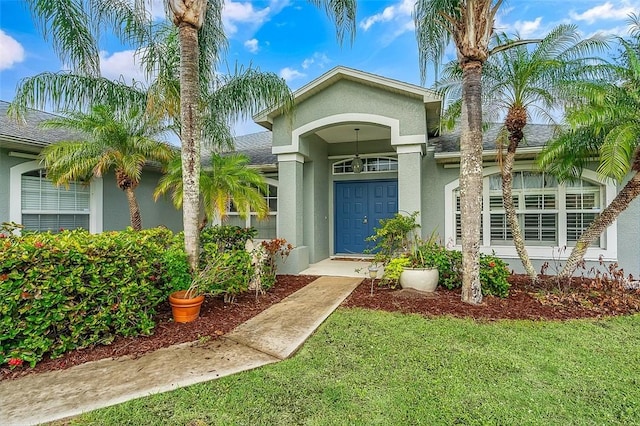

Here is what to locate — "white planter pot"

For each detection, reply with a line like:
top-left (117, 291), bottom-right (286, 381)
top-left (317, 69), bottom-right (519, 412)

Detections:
top-left (399, 268), bottom-right (439, 292)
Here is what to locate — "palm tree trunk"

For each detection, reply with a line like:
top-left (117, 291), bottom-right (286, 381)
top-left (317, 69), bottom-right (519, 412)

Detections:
top-left (559, 171), bottom-right (640, 278)
top-left (178, 22), bottom-right (201, 272)
top-left (502, 149), bottom-right (537, 280)
top-left (460, 61), bottom-right (484, 305)
top-left (503, 107), bottom-right (537, 281)
top-left (125, 187), bottom-right (143, 231)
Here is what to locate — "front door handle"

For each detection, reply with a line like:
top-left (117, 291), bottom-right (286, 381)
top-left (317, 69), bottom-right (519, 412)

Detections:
top-left (363, 216), bottom-right (368, 224)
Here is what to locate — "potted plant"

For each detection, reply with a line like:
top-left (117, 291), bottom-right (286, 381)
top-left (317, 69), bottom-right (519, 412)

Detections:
top-left (168, 254), bottom-right (230, 323)
top-left (366, 211), bottom-right (420, 267)
top-left (366, 213), bottom-right (441, 292)
top-left (398, 236), bottom-right (440, 292)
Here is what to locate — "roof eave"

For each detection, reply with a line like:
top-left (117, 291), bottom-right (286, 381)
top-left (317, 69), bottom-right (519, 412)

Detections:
top-left (433, 146), bottom-right (544, 164)
top-left (252, 66), bottom-right (442, 125)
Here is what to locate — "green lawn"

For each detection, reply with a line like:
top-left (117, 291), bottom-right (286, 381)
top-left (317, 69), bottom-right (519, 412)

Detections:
top-left (70, 309), bottom-right (640, 425)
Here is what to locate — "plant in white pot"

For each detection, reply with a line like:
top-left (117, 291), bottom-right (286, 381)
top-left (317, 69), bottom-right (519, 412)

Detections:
top-left (398, 238), bottom-right (440, 292)
top-left (366, 212), bottom-right (439, 292)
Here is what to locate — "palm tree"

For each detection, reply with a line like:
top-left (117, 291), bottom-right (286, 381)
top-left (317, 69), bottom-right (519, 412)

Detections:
top-left (437, 25), bottom-right (608, 280)
top-left (154, 153), bottom-right (268, 229)
top-left (40, 104), bottom-right (174, 230)
top-left (16, 0), bottom-right (356, 272)
top-left (166, 0), bottom-right (355, 270)
top-left (414, 0), bottom-right (502, 304)
top-left (538, 16), bottom-right (640, 278)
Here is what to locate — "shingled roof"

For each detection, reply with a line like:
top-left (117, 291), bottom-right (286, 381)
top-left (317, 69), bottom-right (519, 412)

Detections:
top-left (200, 131), bottom-right (275, 166)
top-left (231, 131), bottom-right (275, 165)
top-left (430, 123), bottom-right (558, 154)
top-left (3, 98), bottom-right (558, 166)
top-left (0, 101), bottom-right (82, 151)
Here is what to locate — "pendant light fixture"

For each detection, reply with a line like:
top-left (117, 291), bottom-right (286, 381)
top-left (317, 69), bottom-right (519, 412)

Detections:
top-left (351, 128), bottom-right (363, 174)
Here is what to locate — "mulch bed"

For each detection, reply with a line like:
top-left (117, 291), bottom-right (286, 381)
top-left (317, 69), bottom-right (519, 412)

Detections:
top-left (344, 274), bottom-right (640, 321)
top-left (3, 273), bottom-right (639, 381)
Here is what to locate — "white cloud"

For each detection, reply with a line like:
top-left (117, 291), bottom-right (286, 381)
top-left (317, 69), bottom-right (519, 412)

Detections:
top-left (279, 67), bottom-right (305, 82)
top-left (244, 38), bottom-right (259, 53)
top-left (223, 1), bottom-right (270, 34)
top-left (0, 30), bottom-right (25, 71)
top-left (587, 24), bottom-right (629, 38)
top-left (223, 0), bottom-right (289, 35)
top-left (359, 0), bottom-right (413, 31)
top-left (494, 7), bottom-right (547, 39)
top-left (301, 52), bottom-right (331, 70)
top-left (570, 2), bottom-right (636, 24)
top-left (513, 17), bottom-right (543, 39)
top-left (99, 50), bottom-right (149, 85)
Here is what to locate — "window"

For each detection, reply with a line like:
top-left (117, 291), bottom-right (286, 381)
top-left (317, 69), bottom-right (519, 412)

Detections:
top-left (333, 157), bottom-right (398, 174)
top-left (450, 170), bottom-right (605, 251)
top-left (488, 172), bottom-right (559, 245)
top-left (226, 183), bottom-right (277, 239)
top-left (21, 169), bottom-right (90, 232)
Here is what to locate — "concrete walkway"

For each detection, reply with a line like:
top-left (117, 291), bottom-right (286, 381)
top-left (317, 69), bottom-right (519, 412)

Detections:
top-left (300, 257), bottom-right (380, 278)
top-left (0, 276), bottom-right (362, 426)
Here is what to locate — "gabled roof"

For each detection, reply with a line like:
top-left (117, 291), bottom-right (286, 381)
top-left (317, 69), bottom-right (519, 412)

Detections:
top-left (253, 66), bottom-right (442, 130)
top-left (0, 101), bottom-right (82, 153)
top-left (431, 123), bottom-right (559, 163)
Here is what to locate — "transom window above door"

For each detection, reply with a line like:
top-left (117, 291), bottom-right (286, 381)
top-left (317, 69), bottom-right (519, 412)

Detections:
top-left (333, 157), bottom-right (398, 175)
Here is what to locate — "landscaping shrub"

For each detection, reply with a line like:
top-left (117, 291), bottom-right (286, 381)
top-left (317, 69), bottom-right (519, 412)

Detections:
top-left (161, 234), bottom-right (192, 294)
top-left (0, 227), bottom-right (183, 368)
top-left (382, 243), bottom-right (510, 297)
top-left (383, 257), bottom-right (411, 287)
top-left (199, 247), bottom-right (254, 302)
top-left (200, 225), bottom-right (257, 253)
top-left (479, 254), bottom-right (511, 298)
top-left (258, 238), bottom-right (293, 291)
top-left (415, 244), bottom-right (463, 291)
top-left (198, 226), bottom-right (258, 302)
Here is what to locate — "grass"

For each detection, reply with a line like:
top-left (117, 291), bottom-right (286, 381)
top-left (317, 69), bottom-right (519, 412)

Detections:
top-left (69, 309), bottom-right (640, 425)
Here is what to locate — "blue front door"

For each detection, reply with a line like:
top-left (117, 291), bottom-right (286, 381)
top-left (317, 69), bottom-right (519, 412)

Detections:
top-left (335, 180), bottom-right (398, 254)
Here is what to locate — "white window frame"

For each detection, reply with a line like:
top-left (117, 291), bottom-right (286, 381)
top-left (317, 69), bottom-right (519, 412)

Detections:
top-left (9, 160), bottom-right (103, 233)
top-left (332, 156), bottom-right (398, 175)
top-left (444, 164), bottom-right (617, 261)
top-left (214, 178), bottom-right (278, 239)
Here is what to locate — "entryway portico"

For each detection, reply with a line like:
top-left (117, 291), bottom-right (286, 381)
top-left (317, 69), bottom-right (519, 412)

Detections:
top-left (253, 66), bottom-right (442, 273)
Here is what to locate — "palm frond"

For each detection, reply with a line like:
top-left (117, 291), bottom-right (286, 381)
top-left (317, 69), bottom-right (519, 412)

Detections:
top-left (9, 72), bottom-right (147, 118)
top-left (307, 0), bottom-right (357, 45)
top-left (24, 0), bottom-right (100, 76)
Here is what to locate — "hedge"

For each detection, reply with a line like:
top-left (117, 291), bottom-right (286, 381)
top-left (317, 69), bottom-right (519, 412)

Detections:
top-left (0, 227), bottom-right (186, 367)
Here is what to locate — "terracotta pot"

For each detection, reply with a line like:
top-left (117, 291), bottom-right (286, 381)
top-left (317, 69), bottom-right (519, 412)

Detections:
top-left (169, 290), bottom-right (205, 323)
top-left (400, 268), bottom-right (439, 292)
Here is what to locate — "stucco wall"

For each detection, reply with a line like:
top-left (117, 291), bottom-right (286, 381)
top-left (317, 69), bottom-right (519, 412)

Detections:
top-left (614, 179), bottom-right (640, 278)
top-left (0, 149), bottom-right (182, 233)
top-left (102, 170), bottom-right (183, 232)
top-left (0, 149), bottom-right (30, 224)
top-left (326, 138), bottom-right (391, 157)
top-left (303, 134), bottom-right (330, 262)
top-left (421, 151), bottom-right (458, 241)
top-left (272, 79), bottom-right (427, 150)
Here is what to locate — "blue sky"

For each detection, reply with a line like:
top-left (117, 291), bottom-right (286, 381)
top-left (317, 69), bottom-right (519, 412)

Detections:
top-left (0, 0), bottom-right (638, 135)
